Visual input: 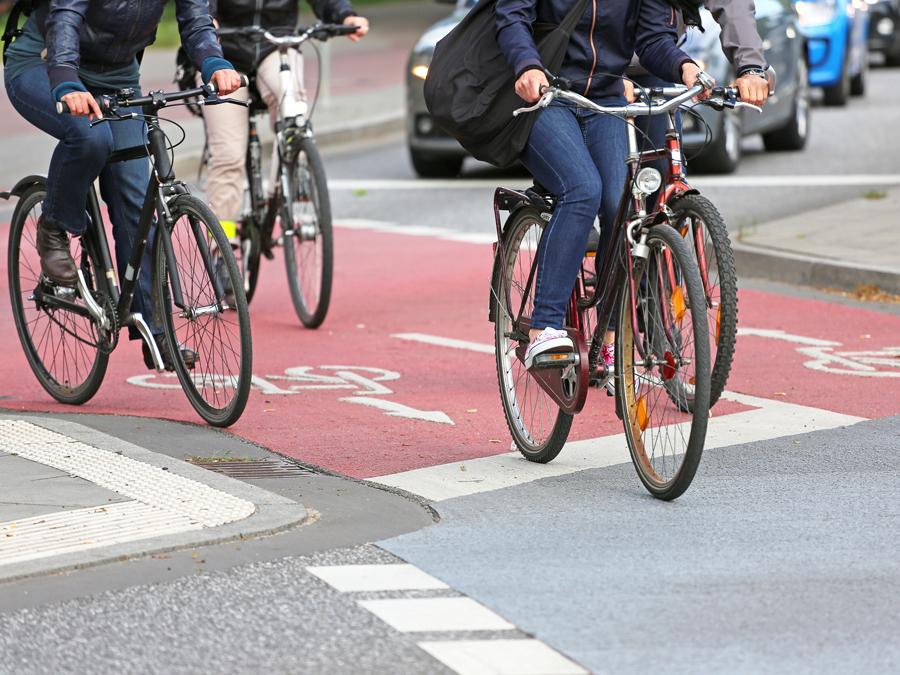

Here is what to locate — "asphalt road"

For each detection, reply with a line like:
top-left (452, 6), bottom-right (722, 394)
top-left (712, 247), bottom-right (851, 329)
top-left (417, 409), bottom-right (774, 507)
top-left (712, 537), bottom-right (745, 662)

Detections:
top-left (2, 66), bottom-right (900, 674)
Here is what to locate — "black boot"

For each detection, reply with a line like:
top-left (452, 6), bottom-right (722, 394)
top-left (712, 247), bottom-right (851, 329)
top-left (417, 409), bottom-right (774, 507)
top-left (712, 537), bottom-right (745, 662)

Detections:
top-left (36, 215), bottom-right (77, 285)
top-left (142, 333), bottom-right (199, 371)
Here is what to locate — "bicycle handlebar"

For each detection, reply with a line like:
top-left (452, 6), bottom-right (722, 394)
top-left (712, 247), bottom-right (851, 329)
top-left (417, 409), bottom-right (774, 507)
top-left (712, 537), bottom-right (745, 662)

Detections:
top-left (216, 23), bottom-right (357, 46)
top-left (55, 76), bottom-right (250, 115)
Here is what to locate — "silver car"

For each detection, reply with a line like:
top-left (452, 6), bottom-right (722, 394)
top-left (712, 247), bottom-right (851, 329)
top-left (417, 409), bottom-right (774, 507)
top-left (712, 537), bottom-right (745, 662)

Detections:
top-left (406, 0), bottom-right (810, 176)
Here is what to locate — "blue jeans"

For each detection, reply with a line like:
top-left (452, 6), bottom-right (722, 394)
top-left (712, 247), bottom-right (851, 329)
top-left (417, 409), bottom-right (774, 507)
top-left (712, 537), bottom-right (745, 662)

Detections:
top-left (519, 100), bottom-right (628, 331)
top-left (6, 63), bottom-right (158, 337)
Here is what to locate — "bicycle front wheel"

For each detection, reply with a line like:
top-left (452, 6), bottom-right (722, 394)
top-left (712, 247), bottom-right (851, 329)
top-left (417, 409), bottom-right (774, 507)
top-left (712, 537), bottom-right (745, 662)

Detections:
top-left (281, 137), bottom-right (333, 328)
top-left (671, 194), bottom-right (737, 407)
top-left (8, 184), bottom-right (108, 404)
top-left (616, 224), bottom-right (710, 500)
top-left (152, 195), bottom-right (252, 427)
top-left (492, 206), bottom-right (573, 463)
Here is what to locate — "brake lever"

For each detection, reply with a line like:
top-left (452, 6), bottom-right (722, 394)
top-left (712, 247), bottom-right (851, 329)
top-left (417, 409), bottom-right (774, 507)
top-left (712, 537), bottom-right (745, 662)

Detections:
top-left (513, 88), bottom-right (556, 117)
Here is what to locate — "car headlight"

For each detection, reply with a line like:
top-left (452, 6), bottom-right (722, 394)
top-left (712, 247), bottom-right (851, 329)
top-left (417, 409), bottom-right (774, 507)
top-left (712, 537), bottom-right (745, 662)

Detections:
top-left (410, 51), bottom-right (433, 81)
top-left (795, 0), bottom-right (838, 27)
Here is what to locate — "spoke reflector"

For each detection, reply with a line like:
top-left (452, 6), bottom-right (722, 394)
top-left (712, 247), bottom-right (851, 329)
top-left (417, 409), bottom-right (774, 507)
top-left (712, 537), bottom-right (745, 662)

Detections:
top-left (671, 286), bottom-right (686, 323)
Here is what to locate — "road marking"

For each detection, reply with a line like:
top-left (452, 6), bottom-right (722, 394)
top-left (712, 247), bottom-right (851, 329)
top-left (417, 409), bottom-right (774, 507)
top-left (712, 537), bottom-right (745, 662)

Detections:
top-left (340, 397), bottom-right (455, 425)
top-left (419, 640), bottom-right (589, 675)
top-left (392, 333), bottom-right (495, 354)
top-left (370, 392), bottom-right (863, 502)
top-left (336, 218), bottom-right (495, 245)
top-left (0, 420), bottom-right (256, 566)
top-left (737, 328), bottom-right (842, 346)
top-left (329, 175), bottom-right (900, 192)
top-left (358, 597), bottom-right (516, 632)
top-left (306, 564), bottom-right (449, 592)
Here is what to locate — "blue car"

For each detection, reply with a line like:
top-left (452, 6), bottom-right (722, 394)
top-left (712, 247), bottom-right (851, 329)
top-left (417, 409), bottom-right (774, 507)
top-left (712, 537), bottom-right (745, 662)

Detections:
top-left (794, 0), bottom-right (870, 105)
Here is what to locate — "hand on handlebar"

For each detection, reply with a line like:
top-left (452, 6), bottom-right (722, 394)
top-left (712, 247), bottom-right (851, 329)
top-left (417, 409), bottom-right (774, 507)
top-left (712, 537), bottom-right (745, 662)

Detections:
top-left (343, 15), bottom-right (369, 42)
top-left (209, 68), bottom-right (243, 96)
top-left (61, 91), bottom-right (103, 120)
top-left (681, 61), bottom-right (713, 101)
top-left (516, 69), bottom-right (549, 104)
top-left (732, 72), bottom-right (769, 107)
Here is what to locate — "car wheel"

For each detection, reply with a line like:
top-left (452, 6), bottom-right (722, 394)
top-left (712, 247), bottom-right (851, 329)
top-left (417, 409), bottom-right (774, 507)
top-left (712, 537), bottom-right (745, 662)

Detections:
top-left (410, 149), bottom-right (464, 178)
top-left (850, 50), bottom-right (867, 97)
top-left (762, 59), bottom-right (811, 151)
top-left (689, 105), bottom-right (742, 174)
top-left (823, 45), bottom-right (851, 106)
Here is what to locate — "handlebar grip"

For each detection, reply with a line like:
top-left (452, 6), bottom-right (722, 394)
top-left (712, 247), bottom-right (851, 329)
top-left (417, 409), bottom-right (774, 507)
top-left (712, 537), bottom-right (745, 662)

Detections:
top-left (56, 101), bottom-right (69, 114)
top-left (206, 75), bottom-right (250, 94)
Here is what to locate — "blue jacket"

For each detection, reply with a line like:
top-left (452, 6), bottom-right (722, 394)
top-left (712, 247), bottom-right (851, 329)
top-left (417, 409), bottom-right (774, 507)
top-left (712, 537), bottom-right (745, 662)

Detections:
top-left (496, 0), bottom-right (695, 98)
top-left (34, 0), bottom-right (224, 92)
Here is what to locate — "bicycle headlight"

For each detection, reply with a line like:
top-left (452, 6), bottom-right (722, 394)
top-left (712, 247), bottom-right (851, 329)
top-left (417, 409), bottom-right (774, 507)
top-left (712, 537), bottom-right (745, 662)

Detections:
top-left (634, 168), bottom-right (662, 196)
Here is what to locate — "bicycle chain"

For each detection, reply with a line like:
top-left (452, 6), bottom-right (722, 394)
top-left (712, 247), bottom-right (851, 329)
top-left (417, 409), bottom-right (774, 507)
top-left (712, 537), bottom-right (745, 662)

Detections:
top-left (39, 285), bottom-right (118, 353)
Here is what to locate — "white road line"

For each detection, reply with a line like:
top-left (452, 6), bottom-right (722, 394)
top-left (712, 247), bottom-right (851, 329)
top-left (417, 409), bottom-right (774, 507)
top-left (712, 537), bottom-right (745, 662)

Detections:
top-left (329, 175), bottom-right (900, 191)
top-left (335, 218), bottom-right (496, 245)
top-left (370, 392), bottom-right (864, 502)
top-left (392, 333), bottom-right (495, 354)
top-left (0, 420), bottom-right (257, 565)
top-left (737, 328), bottom-right (842, 346)
top-left (306, 564), bottom-right (449, 592)
top-left (419, 640), bottom-right (589, 675)
top-left (358, 597), bottom-right (516, 633)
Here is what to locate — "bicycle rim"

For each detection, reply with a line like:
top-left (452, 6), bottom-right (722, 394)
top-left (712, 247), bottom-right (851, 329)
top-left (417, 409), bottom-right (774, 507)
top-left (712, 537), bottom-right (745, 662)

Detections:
top-left (616, 224), bottom-right (710, 500)
top-left (282, 138), bottom-right (333, 328)
top-left (7, 185), bottom-right (108, 404)
top-left (672, 195), bottom-right (737, 407)
top-left (153, 196), bottom-right (252, 427)
top-left (493, 207), bottom-right (572, 463)
top-left (238, 216), bottom-right (261, 304)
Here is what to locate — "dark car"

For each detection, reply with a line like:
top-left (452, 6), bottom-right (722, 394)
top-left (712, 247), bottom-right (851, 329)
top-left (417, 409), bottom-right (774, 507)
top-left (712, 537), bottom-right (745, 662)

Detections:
top-left (406, 0), bottom-right (809, 177)
top-left (681, 0), bottom-right (810, 173)
top-left (867, 0), bottom-right (900, 66)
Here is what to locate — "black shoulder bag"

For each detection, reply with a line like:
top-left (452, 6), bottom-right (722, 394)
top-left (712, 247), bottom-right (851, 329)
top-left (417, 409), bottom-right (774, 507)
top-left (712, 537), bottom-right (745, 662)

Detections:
top-left (2, 0), bottom-right (41, 66)
top-left (424, 0), bottom-right (590, 168)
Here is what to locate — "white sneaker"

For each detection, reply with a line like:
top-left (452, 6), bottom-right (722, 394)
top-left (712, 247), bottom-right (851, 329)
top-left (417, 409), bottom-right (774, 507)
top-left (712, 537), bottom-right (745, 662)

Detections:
top-left (524, 328), bottom-right (573, 370)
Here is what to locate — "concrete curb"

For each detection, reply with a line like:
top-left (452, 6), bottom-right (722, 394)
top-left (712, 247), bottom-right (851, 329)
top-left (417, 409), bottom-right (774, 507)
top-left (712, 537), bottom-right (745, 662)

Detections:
top-left (0, 416), bottom-right (309, 584)
top-left (733, 242), bottom-right (900, 296)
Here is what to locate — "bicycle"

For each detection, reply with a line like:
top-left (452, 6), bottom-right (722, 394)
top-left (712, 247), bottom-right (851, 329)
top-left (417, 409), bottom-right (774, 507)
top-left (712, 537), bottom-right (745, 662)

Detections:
top-left (3, 81), bottom-right (254, 427)
top-left (490, 77), bottom-right (755, 500)
top-left (214, 23), bottom-right (357, 328)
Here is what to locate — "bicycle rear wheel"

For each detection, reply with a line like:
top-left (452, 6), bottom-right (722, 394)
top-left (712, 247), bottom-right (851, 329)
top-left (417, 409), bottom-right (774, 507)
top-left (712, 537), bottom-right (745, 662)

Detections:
top-left (152, 195), bottom-right (252, 427)
top-left (671, 194), bottom-right (737, 407)
top-left (282, 137), bottom-right (333, 328)
top-left (616, 224), bottom-right (710, 500)
top-left (492, 206), bottom-right (573, 463)
top-left (7, 184), bottom-right (108, 404)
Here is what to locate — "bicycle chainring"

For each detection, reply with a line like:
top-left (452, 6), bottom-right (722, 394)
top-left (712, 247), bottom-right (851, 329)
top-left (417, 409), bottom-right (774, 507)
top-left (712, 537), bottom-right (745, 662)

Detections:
top-left (94, 291), bottom-right (119, 354)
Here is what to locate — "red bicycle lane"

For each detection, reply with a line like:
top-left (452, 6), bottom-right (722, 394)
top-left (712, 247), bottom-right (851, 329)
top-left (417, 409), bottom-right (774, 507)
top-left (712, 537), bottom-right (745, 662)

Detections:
top-left (2, 221), bottom-right (899, 480)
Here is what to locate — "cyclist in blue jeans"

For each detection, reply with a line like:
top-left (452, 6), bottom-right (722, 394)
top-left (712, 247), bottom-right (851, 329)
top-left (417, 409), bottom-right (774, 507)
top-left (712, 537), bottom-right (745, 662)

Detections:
top-left (496, 0), bottom-right (709, 369)
top-left (4, 0), bottom-right (241, 369)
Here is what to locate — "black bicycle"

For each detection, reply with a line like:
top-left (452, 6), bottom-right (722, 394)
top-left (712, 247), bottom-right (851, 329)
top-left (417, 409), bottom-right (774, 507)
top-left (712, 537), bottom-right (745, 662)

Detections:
top-left (3, 82), bottom-right (253, 427)
top-left (216, 23), bottom-right (356, 328)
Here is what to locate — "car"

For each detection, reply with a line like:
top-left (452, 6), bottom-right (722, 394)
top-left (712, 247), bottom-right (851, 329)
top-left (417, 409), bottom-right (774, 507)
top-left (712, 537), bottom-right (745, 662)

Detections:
top-left (680, 0), bottom-right (811, 173)
top-left (866, 0), bottom-right (900, 66)
top-left (405, 0), bottom-right (809, 177)
top-left (794, 0), bottom-right (870, 105)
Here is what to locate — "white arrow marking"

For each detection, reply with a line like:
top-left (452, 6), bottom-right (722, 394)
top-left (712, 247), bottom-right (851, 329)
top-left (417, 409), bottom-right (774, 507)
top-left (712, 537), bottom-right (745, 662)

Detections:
top-left (339, 397), bottom-right (455, 425)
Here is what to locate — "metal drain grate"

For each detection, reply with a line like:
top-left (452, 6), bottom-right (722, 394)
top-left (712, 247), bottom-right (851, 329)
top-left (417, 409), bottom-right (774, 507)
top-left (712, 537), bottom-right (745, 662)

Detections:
top-left (190, 457), bottom-right (316, 479)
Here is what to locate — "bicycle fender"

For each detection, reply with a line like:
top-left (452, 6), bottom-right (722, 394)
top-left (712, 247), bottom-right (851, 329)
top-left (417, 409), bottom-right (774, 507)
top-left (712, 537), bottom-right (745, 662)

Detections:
top-left (0, 174), bottom-right (46, 201)
top-left (489, 205), bottom-right (534, 324)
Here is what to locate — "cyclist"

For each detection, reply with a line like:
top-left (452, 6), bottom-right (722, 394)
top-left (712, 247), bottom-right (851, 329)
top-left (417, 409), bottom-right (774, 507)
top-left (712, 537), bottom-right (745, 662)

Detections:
top-left (202, 0), bottom-right (369, 276)
top-left (495, 0), bottom-right (709, 369)
top-left (4, 0), bottom-right (241, 370)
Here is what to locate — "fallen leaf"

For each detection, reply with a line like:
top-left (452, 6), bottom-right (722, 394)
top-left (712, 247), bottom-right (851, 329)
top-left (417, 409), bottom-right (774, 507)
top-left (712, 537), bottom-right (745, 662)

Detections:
top-left (467, 409), bottom-right (477, 413)
top-left (461, 465), bottom-right (467, 472)
top-left (489, 440), bottom-right (501, 443)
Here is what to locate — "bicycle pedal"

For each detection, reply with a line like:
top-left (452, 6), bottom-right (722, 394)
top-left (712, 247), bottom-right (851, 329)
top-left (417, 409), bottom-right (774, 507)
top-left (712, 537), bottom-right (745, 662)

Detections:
top-left (532, 352), bottom-right (577, 370)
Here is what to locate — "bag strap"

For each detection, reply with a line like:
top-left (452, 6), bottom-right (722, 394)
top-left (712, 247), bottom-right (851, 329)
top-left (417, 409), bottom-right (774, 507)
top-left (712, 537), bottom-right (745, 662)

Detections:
top-left (2, 0), bottom-right (41, 66)
top-left (557, 0), bottom-right (594, 37)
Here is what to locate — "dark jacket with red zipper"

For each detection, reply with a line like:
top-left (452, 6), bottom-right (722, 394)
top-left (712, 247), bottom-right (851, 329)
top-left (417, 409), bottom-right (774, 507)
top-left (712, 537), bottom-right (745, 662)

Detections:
top-left (495, 0), bottom-right (695, 99)
top-left (209, 0), bottom-right (356, 73)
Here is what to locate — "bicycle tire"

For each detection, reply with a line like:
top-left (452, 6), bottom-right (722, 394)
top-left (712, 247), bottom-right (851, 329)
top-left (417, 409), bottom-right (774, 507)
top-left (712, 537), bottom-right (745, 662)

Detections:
top-left (151, 195), bottom-right (252, 427)
top-left (616, 223), bottom-right (710, 500)
top-left (282, 137), bottom-right (333, 328)
top-left (671, 194), bottom-right (737, 407)
top-left (238, 216), bottom-right (261, 304)
top-left (7, 184), bottom-right (109, 405)
top-left (493, 206), bottom-right (573, 463)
